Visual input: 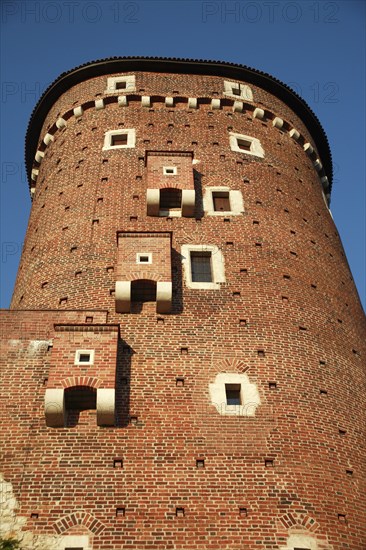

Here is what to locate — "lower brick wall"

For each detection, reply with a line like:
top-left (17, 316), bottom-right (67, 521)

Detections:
top-left (1, 308), bottom-right (365, 549)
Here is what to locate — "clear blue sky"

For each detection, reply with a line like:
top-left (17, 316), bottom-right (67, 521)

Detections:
top-left (1, 0), bottom-right (365, 310)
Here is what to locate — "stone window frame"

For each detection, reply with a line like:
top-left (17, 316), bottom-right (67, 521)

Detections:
top-left (105, 75), bottom-right (135, 93)
top-left (203, 186), bottom-right (244, 216)
top-left (163, 166), bottom-right (177, 176)
top-left (223, 80), bottom-right (253, 101)
top-left (63, 534), bottom-right (90, 549)
top-left (229, 132), bottom-right (264, 158)
top-left (74, 349), bottom-right (95, 366)
top-left (103, 129), bottom-right (136, 150)
top-left (209, 372), bottom-right (261, 416)
top-left (181, 244), bottom-right (225, 290)
top-left (136, 252), bottom-right (152, 264)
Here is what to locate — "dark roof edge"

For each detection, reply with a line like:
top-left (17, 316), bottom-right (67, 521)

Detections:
top-left (25, 56), bottom-right (333, 189)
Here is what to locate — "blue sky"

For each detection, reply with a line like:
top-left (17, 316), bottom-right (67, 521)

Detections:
top-left (0, 0), bottom-right (365, 310)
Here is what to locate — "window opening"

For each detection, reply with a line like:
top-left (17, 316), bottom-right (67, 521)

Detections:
top-left (237, 138), bottom-right (252, 152)
top-left (163, 166), bottom-right (177, 175)
top-left (111, 134), bottom-right (128, 146)
top-left (160, 188), bottom-right (182, 210)
top-left (225, 384), bottom-right (241, 405)
top-left (65, 387), bottom-right (96, 411)
top-left (213, 191), bottom-right (230, 211)
top-left (191, 252), bottom-right (212, 283)
top-left (131, 279), bottom-right (156, 302)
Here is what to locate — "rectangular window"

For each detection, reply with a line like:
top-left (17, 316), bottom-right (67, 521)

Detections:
top-left (160, 188), bottom-right (182, 210)
top-left (163, 166), bottom-right (177, 175)
top-left (212, 191), bottom-right (230, 212)
top-left (237, 138), bottom-right (252, 152)
top-left (190, 252), bottom-right (212, 283)
top-left (78, 353), bottom-right (91, 363)
top-left (111, 134), bottom-right (128, 146)
top-left (225, 384), bottom-right (241, 405)
top-left (115, 81), bottom-right (127, 90)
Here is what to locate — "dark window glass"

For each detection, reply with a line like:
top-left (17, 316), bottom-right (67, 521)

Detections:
top-left (191, 252), bottom-right (212, 283)
top-left (131, 279), bottom-right (156, 302)
top-left (111, 134), bottom-right (127, 146)
top-left (160, 188), bottom-right (182, 210)
top-left (225, 384), bottom-right (241, 405)
top-left (213, 192), bottom-right (230, 211)
top-left (237, 138), bottom-right (251, 151)
top-left (65, 387), bottom-right (96, 411)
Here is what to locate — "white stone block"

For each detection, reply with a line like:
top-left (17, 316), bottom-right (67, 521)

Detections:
top-left (115, 281), bottom-right (131, 313)
top-left (165, 97), bottom-right (174, 107)
top-left (233, 101), bottom-right (243, 112)
top-left (304, 143), bottom-right (314, 155)
top-left (118, 95), bottom-right (128, 107)
top-left (95, 99), bottom-right (105, 110)
top-left (253, 108), bottom-right (265, 119)
top-left (146, 189), bottom-right (160, 216)
top-left (313, 159), bottom-right (323, 171)
top-left (35, 150), bottom-right (44, 163)
top-left (156, 282), bottom-right (172, 313)
top-left (97, 388), bottom-right (115, 426)
top-left (181, 189), bottom-right (195, 217)
top-left (73, 106), bottom-right (83, 118)
top-left (56, 117), bottom-right (66, 129)
top-left (141, 96), bottom-right (151, 107)
top-left (43, 133), bottom-right (54, 146)
top-left (272, 117), bottom-right (284, 129)
top-left (211, 98), bottom-right (221, 109)
top-left (45, 388), bottom-right (65, 427)
top-left (289, 128), bottom-right (300, 140)
top-left (188, 98), bottom-right (197, 109)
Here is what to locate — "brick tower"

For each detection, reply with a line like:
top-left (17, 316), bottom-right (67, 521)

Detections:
top-left (1, 58), bottom-right (365, 550)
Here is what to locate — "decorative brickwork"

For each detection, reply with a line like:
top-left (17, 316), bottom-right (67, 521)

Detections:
top-left (1, 58), bottom-right (365, 549)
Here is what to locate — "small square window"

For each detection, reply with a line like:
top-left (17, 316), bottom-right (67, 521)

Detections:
top-left (229, 133), bottom-right (264, 158)
top-left (237, 138), bottom-right (252, 152)
top-left (136, 253), bottom-right (152, 264)
top-left (106, 75), bottom-right (135, 93)
top-left (103, 129), bottom-right (136, 150)
top-left (223, 81), bottom-right (253, 101)
top-left (74, 349), bottom-right (95, 365)
top-left (111, 134), bottom-right (127, 146)
top-left (163, 166), bottom-right (177, 175)
top-left (212, 191), bottom-right (230, 212)
top-left (225, 384), bottom-right (241, 405)
top-left (190, 252), bottom-right (212, 283)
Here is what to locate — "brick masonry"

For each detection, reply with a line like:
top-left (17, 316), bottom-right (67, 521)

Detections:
top-left (1, 61), bottom-right (365, 549)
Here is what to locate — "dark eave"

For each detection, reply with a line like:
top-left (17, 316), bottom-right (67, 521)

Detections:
top-left (25, 56), bottom-right (333, 189)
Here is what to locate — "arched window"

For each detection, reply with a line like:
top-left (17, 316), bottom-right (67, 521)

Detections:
top-left (131, 279), bottom-right (157, 302)
top-left (65, 386), bottom-right (96, 411)
top-left (160, 188), bottom-right (182, 212)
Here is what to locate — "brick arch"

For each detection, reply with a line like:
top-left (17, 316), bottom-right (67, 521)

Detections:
top-left (129, 271), bottom-right (166, 282)
top-left (219, 358), bottom-right (249, 373)
top-left (278, 511), bottom-right (320, 533)
top-left (61, 376), bottom-right (103, 389)
top-left (53, 510), bottom-right (106, 535)
top-left (159, 182), bottom-right (182, 190)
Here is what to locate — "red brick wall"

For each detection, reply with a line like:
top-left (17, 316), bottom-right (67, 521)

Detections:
top-left (147, 152), bottom-right (194, 190)
top-left (116, 232), bottom-right (171, 282)
top-left (1, 68), bottom-right (365, 550)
